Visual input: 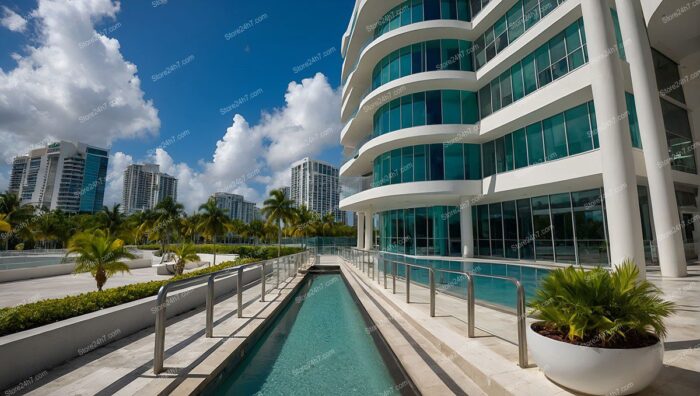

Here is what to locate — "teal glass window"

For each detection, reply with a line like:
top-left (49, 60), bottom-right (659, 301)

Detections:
top-left (625, 93), bottom-right (642, 149)
top-left (511, 63), bottom-right (525, 100)
top-left (495, 137), bottom-right (506, 173)
top-left (483, 141), bottom-right (496, 176)
top-left (611, 9), bottom-right (626, 60)
top-left (504, 133), bottom-right (515, 171)
top-left (426, 91), bottom-right (443, 124)
top-left (513, 128), bottom-right (528, 168)
top-left (543, 113), bottom-right (568, 159)
top-left (402, 146), bottom-right (414, 182)
top-left (444, 143), bottom-right (465, 180)
top-left (464, 144), bottom-right (482, 179)
top-left (414, 145), bottom-right (427, 181)
top-left (400, 47), bottom-right (412, 77)
top-left (526, 123), bottom-right (544, 165)
top-left (429, 144), bottom-right (444, 180)
top-left (442, 90), bottom-right (462, 124)
top-left (479, 85), bottom-right (492, 118)
top-left (522, 54), bottom-right (538, 94)
top-left (390, 149), bottom-right (401, 184)
top-left (401, 96), bottom-right (413, 129)
top-left (461, 91), bottom-right (479, 124)
top-left (413, 92), bottom-right (426, 126)
top-left (565, 104), bottom-right (593, 155)
top-left (588, 102), bottom-right (599, 148)
top-left (390, 99), bottom-right (401, 132)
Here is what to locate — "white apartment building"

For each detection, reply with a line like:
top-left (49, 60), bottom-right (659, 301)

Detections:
top-left (9, 141), bottom-right (109, 213)
top-left (290, 157), bottom-right (346, 223)
top-left (212, 192), bottom-right (260, 224)
top-left (339, 0), bottom-right (700, 278)
top-left (122, 164), bottom-right (178, 214)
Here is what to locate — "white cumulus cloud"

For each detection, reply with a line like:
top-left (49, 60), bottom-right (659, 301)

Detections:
top-left (103, 73), bottom-right (342, 213)
top-left (1, 6), bottom-right (27, 32)
top-left (0, 0), bottom-right (160, 159)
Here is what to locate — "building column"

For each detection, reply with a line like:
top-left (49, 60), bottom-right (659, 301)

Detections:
top-left (460, 198), bottom-right (474, 258)
top-left (356, 212), bottom-right (365, 249)
top-left (615, 0), bottom-right (687, 277)
top-left (581, 0), bottom-right (646, 276)
top-left (364, 212), bottom-right (374, 250)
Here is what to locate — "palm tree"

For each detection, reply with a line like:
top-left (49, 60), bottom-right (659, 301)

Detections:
top-left (0, 192), bottom-right (34, 250)
top-left (197, 198), bottom-right (230, 266)
top-left (99, 204), bottom-right (124, 235)
top-left (153, 197), bottom-right (185, 257)
top-left (245, 220), bottom-right (265, 245)
top-left (66, 230), bottom-right (135, 291)
top-left (261, 189), bottom-right (296, 258)
top-left (292, 205), bottom-right (315, 249)
top-left (320, 212), bottom-right (337, 237)
top-left (170, 243), bottom-right (201, 276)
top-left (0, 214), bottom-right (10, 233)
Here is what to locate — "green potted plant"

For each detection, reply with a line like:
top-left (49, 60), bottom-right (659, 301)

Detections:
top-left (527, 261), bottom-right (675, 395)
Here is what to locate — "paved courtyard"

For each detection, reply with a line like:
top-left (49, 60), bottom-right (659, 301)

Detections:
top-left (0, 267), bottom-right (173, 308)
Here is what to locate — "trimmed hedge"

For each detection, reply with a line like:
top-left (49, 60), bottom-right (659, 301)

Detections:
top-left (138, 244), bottom-right (302, 260)
top-left (0, 252), bottom-right (299, 336)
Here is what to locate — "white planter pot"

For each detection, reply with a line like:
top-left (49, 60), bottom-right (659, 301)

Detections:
top-left (527, 324), bottom-right (663, 395)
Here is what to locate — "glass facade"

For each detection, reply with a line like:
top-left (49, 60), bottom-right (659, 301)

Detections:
top-left (474, 188), bottom-right (609, 265)
top-left (651, 49), bottom-right (697, 175)
top-left (372, 0), bottom-right (479, 42)
top-left (474, 0), bottom-right (568, 69)
top-left (79, 148), bottom-right (109, 213)
top-left (379, 206), bottom-right (462, 256)
top-left (471, 187), bottom-right (658, 265)
top-left (478, 19), bottom-right (587, 118)
top-left (373, 90), bottom-right (479, 137)
top-left (373, 144), bottom-right (481, 187)
top-left (372, 39), bottom-right (474, 92)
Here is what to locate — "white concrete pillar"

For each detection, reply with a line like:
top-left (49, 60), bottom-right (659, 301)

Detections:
top-left (581, 0), bottom-right (646, 276)
top-left (460, 198), bottom-right (474, 258)
top-left (364, 212), bottom-right (374, 250)
top-left (356, 212), bottom-right (365, 249)
top-left (615, 0), bottom-right (687, 277)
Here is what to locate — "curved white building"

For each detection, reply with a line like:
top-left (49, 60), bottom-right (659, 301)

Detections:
top-left (339, 0), bottom-right (700, 277)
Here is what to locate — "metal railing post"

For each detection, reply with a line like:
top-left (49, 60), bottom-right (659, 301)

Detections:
top-left (467, 274), bottom-right (475, 338)
top-left (392, 261), bottom-right (396, 294)
top-left (383, 257), bottom-right (387, 289)
top-left (406, 263), bottom-right (410, 303)
top-left (153, 285), bottom-right (167, 374)
top-left (429, 269), bottom-right (435, 317)
top-left (260, 262), bottom-right (266, 302)
top-left (516, 281), bottom-right (528, 368)
top-left (206, 276), bottom-right (214, 337)
top-left (237, 267), bottom-right (243, 318)
top-left (276, 258), bottom-right (280, 288)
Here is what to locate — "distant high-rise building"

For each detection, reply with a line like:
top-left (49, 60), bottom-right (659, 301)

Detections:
top-left (280, 186), bottom-right (291, 199)
top-left (123, 164), bottom-right (178, 214)
top-left (212, 192), bottom-right (260, 224)
top-left (290, 157), bottom-right (345, 223)
top-left (9, 141), bottom-right (108, 213)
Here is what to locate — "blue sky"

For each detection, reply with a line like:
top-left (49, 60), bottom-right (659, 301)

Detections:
top-left (0, 0), bottom-right (353, 210)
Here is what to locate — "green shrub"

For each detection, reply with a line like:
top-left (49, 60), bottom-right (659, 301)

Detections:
top-left (529, 261), bottom-right (675, 348)
top-left (0, 252), bottom-right (296, 336)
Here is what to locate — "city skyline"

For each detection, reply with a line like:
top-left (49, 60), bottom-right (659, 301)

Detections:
top-left (0, 0), bottom-right (353, 212)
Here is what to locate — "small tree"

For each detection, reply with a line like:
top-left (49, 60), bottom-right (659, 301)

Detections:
top-left (66, 231), bottom-right (135, 291)
top-left (170, 243), bottom-right (201, 276)
top-left (197, 198), bottom-right (230, 266)
top-left (261, 189), bottom-right (295, 258)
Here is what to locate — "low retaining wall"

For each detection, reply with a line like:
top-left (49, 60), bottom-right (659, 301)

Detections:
top-left (0, 258), bottom-right (153, 283)
top-left (0, 264), bottom-right (271, 391)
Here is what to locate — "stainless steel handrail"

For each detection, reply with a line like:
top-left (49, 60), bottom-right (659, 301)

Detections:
top-left (154, 251), bottom-right (309, 374)
top-left (340, 248), bottom-right (528, 368)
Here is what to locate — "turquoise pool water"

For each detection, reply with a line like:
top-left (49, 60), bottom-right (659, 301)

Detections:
top-left (207, 274), bottom-right (413, 395)
top-left (380, 254), bottom-right (550, 309)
